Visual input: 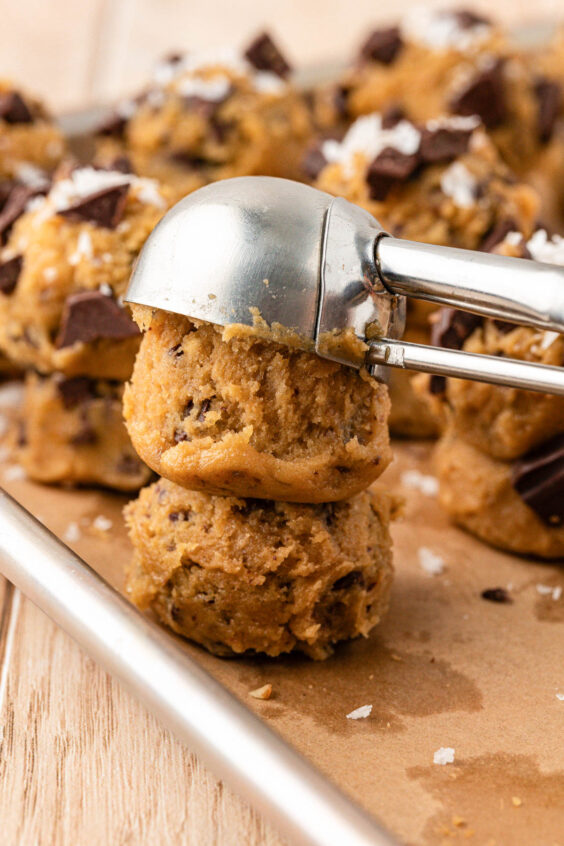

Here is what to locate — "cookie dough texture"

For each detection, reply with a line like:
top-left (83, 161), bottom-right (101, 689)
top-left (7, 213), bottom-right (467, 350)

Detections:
top-left (19, 372), bottom-right (152, 491)
top-left (440, 320), bottom-right (564, 461)
top-left (0, 166), bottom-right (171, 380)
top-left (125, 477), bottom-right (396, 658)
top-left (435, 430), bottom-right (564, 559)
top-left (124, 309), bottom-right (391, 503)
top-left (97, 36), bottom-right (312, 202)
top-left (0, 80), bottom-right (65, 179)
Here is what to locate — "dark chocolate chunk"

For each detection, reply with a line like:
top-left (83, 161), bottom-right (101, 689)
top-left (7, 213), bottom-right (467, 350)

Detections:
top-left (0, 184), bottom-right (37, 244)
top-left (116, 453), bottom-right (143, 475)
top-left (332, 570), bottom-right (365, 591)
top-left (168, 509), bottom-right (192, 522)
top-left (381, 104), bottom-right (407, 129)
top-left (0, 91), bottom-right (33, 124)
top-left (197, 398), bottom-right (212, 422)
top-left (168, 343), bottom-right (184, 358)
top-left (366, 147), bottom-right (420, 201)
top-left (0, 255), bottom-right (23, 294)
top-left (511, 434), bottom-right (564, 526)
top-left (244, 33), bottom-right (291, 78)
top-left (302, 145), bottom-right (327, 180)
top-left (333, 84), bottom-right (350, 120)
top-left (481, 587), bottom-right (512, 603)
top-left (479, 218), bottom-right (518, 253)
top-left (174, 429), bottom-right (189, 443)
top-left (96, 111), bottom-right (128, 138)
top-left (534, 77), bottom-right (562, 144)
top-left (429, 374), bottom-right (447, 395)
top-left (419, 124), bottom-right (473, 163)
top-left (359, 27), bottom-right (403, 65)
top-left (70, 417), bottom-right (98, 446)
top-left (450, 9), bottom-right (491, 28)
top-left (169, 151), bottom-right (209, 170)
top-left (106, 155), bottom-right (134, 174)
top-left (58, 184), bottom-right (129, 229)
top-left (431, 308), bottom-right (481, 350)
top-left (55, 291), bottom-right (140, 348)
top-left (56, 376), bottom-right (97, 409)
top-left (492, 319), bottom-right (516, 334)
top-left (450, 60), bottom-right (506, 129)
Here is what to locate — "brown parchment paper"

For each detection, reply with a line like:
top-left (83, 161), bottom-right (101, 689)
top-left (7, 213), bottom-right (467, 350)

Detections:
top-left (3, 414), bottom-right (564, 846)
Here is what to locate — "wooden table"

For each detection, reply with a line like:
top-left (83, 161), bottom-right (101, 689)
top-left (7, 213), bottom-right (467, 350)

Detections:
top-left (0, 2), bottom-right (561, 843)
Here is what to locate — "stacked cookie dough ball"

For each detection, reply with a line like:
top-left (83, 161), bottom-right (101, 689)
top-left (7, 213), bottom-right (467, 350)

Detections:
top-left (424, 229), bottom-right (564, 559)
top-left (123, 308), bottom-right (397, 658)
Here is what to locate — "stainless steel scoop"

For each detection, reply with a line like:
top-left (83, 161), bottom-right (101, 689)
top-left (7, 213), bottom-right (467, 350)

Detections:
top-left (126, 176), bottom-right (564, 395)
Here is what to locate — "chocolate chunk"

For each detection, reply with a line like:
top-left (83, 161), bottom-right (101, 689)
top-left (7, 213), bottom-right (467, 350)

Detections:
top-left (168, 509), bottom-right (192, 522)
top-left (70, 415), bottom-right (98, 446)
top-left (174, 429), bottom-right (189, 443)
top-left (169, 151), bottom-right (209, 170)
top-left (429, 374), bottom-right (447, 395)
top-left (451, 9), bottom-right (491, 28)
top-left (366, 147), bottom-right (420, 201)
top-left (479, 218), bottom-right (518, 253)
top-left (302, 145), bottom-right (327, 180)
top-left (116, 453), bottom-right (143, 475)
top-left (96, 111), bottom-right (128, 138)
top-left (381, 104), bottom-right (407, 129)
top-left (431, 308), bottom-right (481, 350)
top-left (481, 587), bottom-right (512, 603)
top-left (0, 184), bottom-right (37, 244)
top-left (244, 33), bottom-right (291, 78)
top-left (333, 84), bottom-right (350, 119)
top-left (56, 376), bottom-right (97, 409)
top-left (511, 435), bottom-right (564, 526)
top-left (419, 125), bottom-right (473, 163)
top-left (58, 184), bottom-right (129, 229)
top-left (197, 398), bottom-right (212, 422)
top-left (534, 77), bottom-right (561, 143)
top-left (332, 570), bottom-right (364, 591)
top-left (168, 343), bottom-right (184, 358)
top-left (0, 255), bottom-right (23, 294)
top-left (106, 155), bottom-right (134, 174)
top-left (359, 27), bottom-right (403, 65)
top-left (0, 91), bottom-right (33, 124)
top-left (55, 291), bottom-right (140, 348)
top-left (492, 319), bottom-right (516, 335)
top-left (450, 60), bottom-right (506, 129)
top-left (209, 116), bottom-right (234, 145)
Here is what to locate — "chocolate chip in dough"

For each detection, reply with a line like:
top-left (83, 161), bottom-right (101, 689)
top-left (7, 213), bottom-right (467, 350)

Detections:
top-left (58, 184), bottom-right (129, 229)
top-left (56, 376), bottom-right (97, 409)
top-left (419, 125), bottom-right (473, 163)
top-left (244, 33), bottom-right (291, 78)
top-left (0, 255), bottom-right (23, 294)
top-left (302, 145), bottom-right (327, 180)
top-left (451, 9), bottom-right (491, 28)
top-left (55, 291), bottom-right (140, 348)
top-left (534, 77), bottom-right (561, 143)
top-left (430, 308), bottom-right (482, 350)
top-left (511, 434), bottom-right (564, 526)
top-left (381, 104), bottom-right (407, 129)
top-left (0, 184), bottom-right (38, 244)
top-left (479, 218), bottom-right (518, 253)
top-left (366, 147), bottom-right (420, 201)
top-left (359, 27), bottom-right (403, 65)
top-left (450, 60), bottom-right (506, 129)
top-left (0, 91), bottom-right (34, 124)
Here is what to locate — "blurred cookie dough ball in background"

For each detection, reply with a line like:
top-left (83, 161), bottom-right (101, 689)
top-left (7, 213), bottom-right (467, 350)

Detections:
top-left (95, 33), bottom-right (313, 202)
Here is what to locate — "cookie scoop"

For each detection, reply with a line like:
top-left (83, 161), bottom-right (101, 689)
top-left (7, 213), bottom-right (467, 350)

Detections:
top-left (126, 176), bottom-right (564, 395)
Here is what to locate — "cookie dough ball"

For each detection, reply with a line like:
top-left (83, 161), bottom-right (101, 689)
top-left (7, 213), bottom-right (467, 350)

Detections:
top-left (18, 372), bottom-right (152, 491)
top-left (96, 33), bottom-right (312, 202)
top-left (124, 309), bottom-right (391, 503)
top-left (0, 81), bottom-right (66, 180)
top-left (0, 165), bottom-right (171, 380)
top-left (435, 429), bottom-right (564, 559)
top-left (427, 229), bottom-right (564, 461)
top-left (316, 10), bottom-right (561, 189)
top-left (125, 477), bottom-right (396, 658)
top-left (309, 111), bottom-right (538, 437)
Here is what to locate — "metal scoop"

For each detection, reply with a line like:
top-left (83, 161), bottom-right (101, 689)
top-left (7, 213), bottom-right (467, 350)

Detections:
top-left (126, 176), bottom-right (564, 395)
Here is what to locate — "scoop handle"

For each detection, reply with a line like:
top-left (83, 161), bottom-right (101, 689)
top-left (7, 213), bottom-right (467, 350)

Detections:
top-left (367, 337), bottom-right (564, 396)
top-left (376, 237), bottom-right (564, 333)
